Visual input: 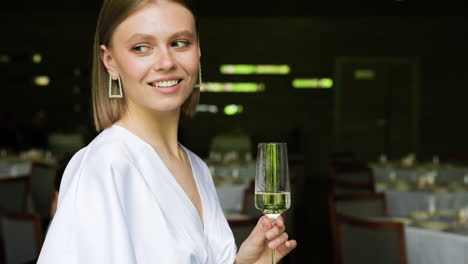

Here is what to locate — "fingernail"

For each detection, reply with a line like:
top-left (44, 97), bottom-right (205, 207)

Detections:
top-left (269, 242), bottom-right (275, 249)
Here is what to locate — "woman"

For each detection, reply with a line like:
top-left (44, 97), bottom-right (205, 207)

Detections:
top-left (37, 0), bottom-right (296, 263)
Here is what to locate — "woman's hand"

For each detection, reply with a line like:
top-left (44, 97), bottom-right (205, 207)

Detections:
top-left (235, 215), bottom-right (297, 264)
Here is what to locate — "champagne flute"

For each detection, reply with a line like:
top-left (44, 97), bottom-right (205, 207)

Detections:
top-left (255, 143), bottom-right (291, 264)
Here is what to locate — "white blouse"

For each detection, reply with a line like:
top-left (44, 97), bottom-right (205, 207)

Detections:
top-left (38, 125), bottom-right (236, 264)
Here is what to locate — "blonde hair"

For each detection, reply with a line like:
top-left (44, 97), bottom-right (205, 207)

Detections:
top-left (92, 0), bottom-right (200, 132)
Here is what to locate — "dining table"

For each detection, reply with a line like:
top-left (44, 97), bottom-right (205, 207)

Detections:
top-left (368, 161), bottom-right (468, 264)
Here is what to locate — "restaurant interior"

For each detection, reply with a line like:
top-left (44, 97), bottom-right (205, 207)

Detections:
top-left (1, 1), bottom-right (468, 263)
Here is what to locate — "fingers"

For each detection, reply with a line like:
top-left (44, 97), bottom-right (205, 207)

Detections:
top-left (276, 239), bottom-right (298, 260)
top-left (247, 216), bottom-right (274, 246)
top-left (265, 222), bottom-right (286, 241)
top-left (268, 232), bottom-right (288, 249)
top-left (252, 215), bottom-right (290, 248)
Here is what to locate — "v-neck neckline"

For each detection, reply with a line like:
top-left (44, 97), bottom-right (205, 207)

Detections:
top-left (111, 124), bottom-right (206, 232)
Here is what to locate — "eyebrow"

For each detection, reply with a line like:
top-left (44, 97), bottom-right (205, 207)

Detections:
top-left (126, 30), bottom-right (196, 44)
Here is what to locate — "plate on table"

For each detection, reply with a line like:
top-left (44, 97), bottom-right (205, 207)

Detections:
top-left (394, 181), bottom-right (411, 191)
top-left (433, 187), bottom-right (449, 193)
top-left (437, 209), bottom-right (457, 217)
top-left (389, 217), bottom-right (413, 225)
top-left (416, 221), bottom-right (451, 231)
top-left (409, 211), bottom-right (431, 220)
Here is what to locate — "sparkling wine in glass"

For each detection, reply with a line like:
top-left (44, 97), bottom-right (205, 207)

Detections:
top-left (255, 142), bottom-right (291, 263)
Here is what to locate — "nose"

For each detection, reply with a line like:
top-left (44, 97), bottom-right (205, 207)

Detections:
top-left (154, 48), bottom-right (176, 71)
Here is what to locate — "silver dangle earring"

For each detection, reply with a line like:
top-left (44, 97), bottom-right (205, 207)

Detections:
top-left (194, 63), bottom-right (203, 89)
top-left (108, 74), bottom-right (123, 98)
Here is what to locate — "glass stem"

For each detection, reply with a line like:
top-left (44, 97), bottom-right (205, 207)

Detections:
top-left (271, 216), bottom-right (278, 264)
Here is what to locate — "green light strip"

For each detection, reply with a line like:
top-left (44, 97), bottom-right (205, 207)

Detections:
top-left (224, 104), bottom-right (244, 115)
top-left (220, 64), bottom-right (290, 75)
top-left (292, 78), bottom-right (333, 89)
top-left (201, 82), bottom-right (265, 93)
top-left (354, 69), bottom-right (375, 80)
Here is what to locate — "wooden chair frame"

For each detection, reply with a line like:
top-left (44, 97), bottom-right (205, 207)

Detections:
top-left (329, 193), bottom-right (388, 264)
top-left (328, 162), bottom-right (376, 194)
top-left (335, 213), bottom-right (407, 264)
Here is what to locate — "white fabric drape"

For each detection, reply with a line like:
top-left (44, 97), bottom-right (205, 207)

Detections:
top-left (38, 125), bottom-right (236, 264)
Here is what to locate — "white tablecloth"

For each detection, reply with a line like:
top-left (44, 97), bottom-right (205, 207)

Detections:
top-left (215, 183), bottom-right (249, 214)
top-left (0, 160), bottom-right (32, 178)
top-left (385, 190), bottom-right (468, 217)
top-left (373, 166), bottom-right (468, 183)
top-left (406, 226), bottom-right (468, 264)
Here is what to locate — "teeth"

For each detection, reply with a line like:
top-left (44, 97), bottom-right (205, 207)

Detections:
top-left (153, 80), bottom-right (179, 87)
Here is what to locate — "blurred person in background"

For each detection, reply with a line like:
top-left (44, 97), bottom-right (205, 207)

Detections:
top-left (37, 0), bottom-right (296, 263)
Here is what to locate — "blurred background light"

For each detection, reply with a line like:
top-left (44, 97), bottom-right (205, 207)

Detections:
top-left (201, 82), bottom-right (265, 93)
top-left (292, 78), bottom-right (333, 88)
top-left (354, 69), bottom-right (376, 80)
top-left (34, 76), bottom-right (50, 86)
top-left (0, 54), bottom-right (10, 63)
top-left (32, 53), bottom-right (42, 64)
top-left (224, 104), bottom-right (244, 115)
top-left (196, 104), bottom-right (219, 113)
top-left (220, 64), bottom-right (290, 75)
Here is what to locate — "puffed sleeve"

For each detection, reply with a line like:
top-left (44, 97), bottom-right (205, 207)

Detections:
top-left (38, 148), bottom-right (138, 264)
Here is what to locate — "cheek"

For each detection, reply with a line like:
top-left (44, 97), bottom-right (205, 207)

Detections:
top-left (179, 53), bottom-right (200, 74)
top-left (115, 55), bottom-right (150, 82)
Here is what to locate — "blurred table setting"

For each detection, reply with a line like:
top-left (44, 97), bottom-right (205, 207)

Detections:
top-left (0, 148), bottom-right (57, 179)
top-left (370, 153), bottom-right (468, 264)
top-left (205, 149), bottom-right (256, 215)
top-left (374, 206), bottom-right (468, 264)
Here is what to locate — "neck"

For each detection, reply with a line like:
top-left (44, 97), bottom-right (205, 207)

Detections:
top-left (116, 102), bottom-right (182, 158)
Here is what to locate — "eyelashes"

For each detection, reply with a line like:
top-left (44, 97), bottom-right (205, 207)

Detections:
top-left (131, 40), bottom-right (192, 54)
top-left (171, 40), bottom-right (190, 48)
top-left (131, 45), bottom-right (151, 53)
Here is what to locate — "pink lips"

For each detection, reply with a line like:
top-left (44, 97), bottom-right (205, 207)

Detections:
top-left (150, 80), bottom-right (182, 94)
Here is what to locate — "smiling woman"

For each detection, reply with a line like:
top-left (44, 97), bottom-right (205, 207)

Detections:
top-left (36, 0), bottom-right (296, 263)
top-left (93, 0), bottom-right (201, 131)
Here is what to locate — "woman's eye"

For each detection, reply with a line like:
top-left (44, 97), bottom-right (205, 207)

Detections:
top-left (132, 46), bottom-right (150, 53)
top-left (172, 41), bottom-right (189, 48)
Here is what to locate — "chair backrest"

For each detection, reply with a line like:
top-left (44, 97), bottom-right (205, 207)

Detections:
top-left (329, 193), bottom-right (388, 264)
top-left (336, 213), bottom-right (407, 264)
top-left (329, 161), bottom-right (375, 194)
top-left (0, 211), bottom-right (43, 264)
top-left (0, 176), bottom-right (30, 213)
top-left (330, 193), bottom-right (388, 218)
top-left (30, 162), bottom-right (56, 221)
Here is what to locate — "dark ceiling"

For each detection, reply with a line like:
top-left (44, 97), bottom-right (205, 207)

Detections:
top-left (2, 0), bottom-right (467, 16)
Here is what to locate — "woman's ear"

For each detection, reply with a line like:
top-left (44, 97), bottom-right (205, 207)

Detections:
top-left (100, 44), bottom-right (118, 75)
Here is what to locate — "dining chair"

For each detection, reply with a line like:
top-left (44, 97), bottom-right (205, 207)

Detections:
top-left (0, 211), bottom-right (43, 264)
top-left (329, 161), bottom-right (375, 194)
top-left (329, 193), bottom-right (388, 264)
top-left (30, 162), bottom-right (56, 232)
top-left (0, 175), bottom-right (31, 213)
top-left (335, 213), bottom-right (407, 264)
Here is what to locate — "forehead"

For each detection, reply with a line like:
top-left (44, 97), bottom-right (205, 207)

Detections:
top-left (113, 1), bottom-right (196, 42)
